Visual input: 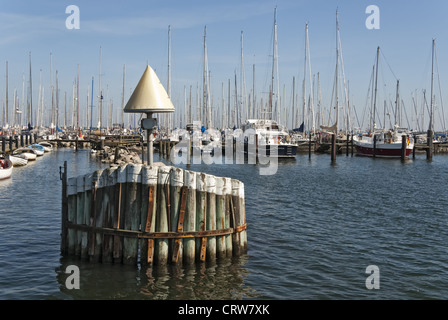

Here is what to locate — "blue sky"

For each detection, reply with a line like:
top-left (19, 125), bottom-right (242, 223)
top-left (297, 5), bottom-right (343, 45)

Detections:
top-left (1, 0), bottom-right (448, 131)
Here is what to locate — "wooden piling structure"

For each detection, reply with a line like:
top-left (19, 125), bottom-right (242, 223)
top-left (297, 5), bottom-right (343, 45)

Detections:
top-left (61, 163), bottom-right (247, 266)
top-left (401, 135), bottom-right (406, 161)
top-left (427, 129), bottom-right (433, 160)
top-left (330, 133), bottom-right (336, 162)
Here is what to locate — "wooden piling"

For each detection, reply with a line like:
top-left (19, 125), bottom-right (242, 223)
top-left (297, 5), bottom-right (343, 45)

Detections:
top-left (427, 129), bottom-right (433, 160)
top-left (155, 166), bottom-right (170, 265)
top-left (140, 165), bottom-right (158, 265)
top-left (401, 135), bottom-right (406, 161)
top-left (91, 169), bottom-right (106, 263)
top-left (351, 134), bottom-right (354, 156)
top-left (102, 167), bottom-right (118, 263)
top-left (331, 133), bottom-right (336, 162)
top-left (196, 173), bottom-right (207, 262)
top-left (183, 170), bottom-right (196, 264)
top-left (373, 135), bottom-right (377, 158)
top-left (60, 161), bottom-right (68, 255)
top-left (170, 168), bottom-right (184, 264)
top-left (215, 177), bottom-right (227, 259)
top-left (205, 174), bottom-right (217, 262)
top-left (113, 165), bottom-right (127, 263)
top-left (123, 164), bottom-right (142, 265)
top-left (224, 178), bottom-right (233, 257)
top-left (62, 164), bottom-right (247, 267)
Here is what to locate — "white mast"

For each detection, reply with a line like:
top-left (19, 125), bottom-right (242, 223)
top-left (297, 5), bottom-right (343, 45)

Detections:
top-left (429, 39), bottom-right (435, 132)
top-left (98, 46), bottom-right (103, 129)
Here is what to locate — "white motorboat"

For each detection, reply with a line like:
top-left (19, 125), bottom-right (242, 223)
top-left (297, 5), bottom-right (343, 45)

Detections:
top-left (0, 157), bottom-right (13, 180)
top-left (12, 148), bottom-right (38, 161)
top-left (241, 119), bottom-right (298, 158)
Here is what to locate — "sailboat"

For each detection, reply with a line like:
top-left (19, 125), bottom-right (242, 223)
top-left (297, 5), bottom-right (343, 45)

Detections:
top-left (353, 46), bottom-right (414, 158)
top-left (241, 7), bottom-right (297, 158)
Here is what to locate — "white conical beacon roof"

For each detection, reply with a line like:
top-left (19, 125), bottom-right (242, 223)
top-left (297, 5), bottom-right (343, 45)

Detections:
top-left (124, 65), bottom-right (175, 113)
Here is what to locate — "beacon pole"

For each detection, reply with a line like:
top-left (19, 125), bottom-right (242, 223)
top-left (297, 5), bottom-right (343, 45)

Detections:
top-left (142, 112), bottom-right (156, 165)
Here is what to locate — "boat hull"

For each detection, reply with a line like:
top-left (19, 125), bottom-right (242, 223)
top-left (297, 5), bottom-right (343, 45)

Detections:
top-left (245, 143), bottom-right (298, 158)
top-left (8, 155), bottom-right (28, 166)
top-left (354, 141), bottom-right (413, 158)
top-left (0, 158), bottom-right (13, 180)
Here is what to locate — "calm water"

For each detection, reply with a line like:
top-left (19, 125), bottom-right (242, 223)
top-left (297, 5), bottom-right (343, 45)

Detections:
top-left (1, 148), bottom-right (447, 300)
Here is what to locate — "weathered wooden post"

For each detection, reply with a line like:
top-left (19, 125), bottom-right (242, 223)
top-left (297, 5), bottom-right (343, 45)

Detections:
top-left (102, 167), bottom-right (118, 263)
top-left (330, 133), bottom-right (336, 162)
top-left (401, 135), bottom-right (406, 161)
top-left (196, 172), bottom-right (207, 262)
top-left (346, 134), bottom-right (349, 156)
top-left (183, 170), bottom-right (196, 264)
top-left (205, 174), bottom-right (217, 262)
top-left (155, 165), bottom-right (170, 265)
top-left (113, 165), bottom-right (127, 263)
top-left (66, 175), bottom-right (78, 255)
top-left (140, 165), bottom-right (158, 265)
top-left (351, 134), bottom-right (354, 156)
top-left (170, 167), bottom-right (184, 264)
top-left (309, 132), bottom-right (312, 159)
top-left (60, 161), bottom-right (68, 255)
top-left (75, 174), bottom-right (87, 259)
top-left (373, 135), bottom-right (377, 158)
top-left (224, 177), bottom-right (233, 257)
top-left (123, 164), bottom-right (142, 265)
top-left (215, 177), bottom-right (227, 259)
top-left (91, 169), bottom-right (107, 263)
top-left (427, 129), bottom-right (433, 160)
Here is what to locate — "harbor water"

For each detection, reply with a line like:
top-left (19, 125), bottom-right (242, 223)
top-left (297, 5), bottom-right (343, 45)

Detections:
top-left (1, 148), bottom-right (447, 299)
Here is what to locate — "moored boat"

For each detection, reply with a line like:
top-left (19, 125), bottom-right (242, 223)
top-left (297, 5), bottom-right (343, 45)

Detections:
top-left (8, 154), bottom-right (28, 166)
top-left (27, 144), bottom-right (45, 156)
top-left (13, 148), bottom-right (38, 161)
top-left (38, 141), bottom-right (53, 152)
top-left (353, 129), bottom-right (414, 158)
top-left (0, 157), bottom-right (13, 180)
top-left (241, 119), bottom-right (298, 158)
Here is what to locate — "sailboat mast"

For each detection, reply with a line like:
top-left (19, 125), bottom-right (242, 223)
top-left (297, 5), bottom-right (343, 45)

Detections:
top-left (5, 61), bottom-right (8, 125)
top-left (302, 22), bottom-right (308, 132)
top-left (430, 39), bottom-right (435, 132)
top-left (167, 25), bottom-right (171, 130)
top-left (121, 65), bottom-right (125, 128)
top-left (372, 46), bottom-right (380, 132)
top-left (28, 52), bottom-right (33, 127)
top-left (77, 64), bottom-right (80, 131)
top-left (270, 6), bottom-right (277, 119)
top-left (395, 80), bottom-right (400, 127)
top-left (335, 13), bottom-right (339, 134)
top-left (98, 46), bottom-right (103, 129)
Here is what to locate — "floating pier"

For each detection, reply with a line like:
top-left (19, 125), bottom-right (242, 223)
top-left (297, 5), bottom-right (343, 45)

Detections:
top-left (60, 162), bottom-right (247, 266)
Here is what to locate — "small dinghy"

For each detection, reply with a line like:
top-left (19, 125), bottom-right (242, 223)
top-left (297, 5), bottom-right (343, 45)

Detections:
top-left (8, 154), bottom-right (28, 166)
top-left (13, 148), bottom-right (38, 161)
top-left (27, 144), bottom-right (45, 156)
top-left (0, 156), bottom-right (13, 180)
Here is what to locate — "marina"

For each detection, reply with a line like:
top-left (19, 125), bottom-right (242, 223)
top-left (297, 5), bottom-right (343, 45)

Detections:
top-left (1, 147), bottom-right (448, 299)
top-left (1, 1), bottom-right (448, 302)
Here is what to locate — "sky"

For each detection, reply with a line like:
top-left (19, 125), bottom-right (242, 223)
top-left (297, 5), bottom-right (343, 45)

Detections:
top-left (1, 0), bottom-right (448, 132)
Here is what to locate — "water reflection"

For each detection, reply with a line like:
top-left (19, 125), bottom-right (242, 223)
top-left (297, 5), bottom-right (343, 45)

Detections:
top-left (56, 255), bottom-right (258, 300)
